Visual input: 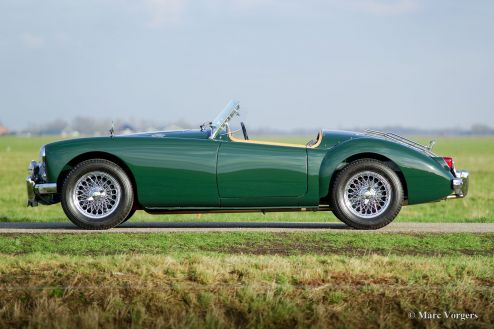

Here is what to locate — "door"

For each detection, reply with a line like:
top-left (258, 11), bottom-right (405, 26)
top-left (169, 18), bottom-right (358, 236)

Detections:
top-left (217, 141), bottom-right (307, 206)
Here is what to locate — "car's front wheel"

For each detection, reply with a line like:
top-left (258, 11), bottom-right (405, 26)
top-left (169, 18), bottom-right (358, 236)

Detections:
top-left (61, 159), bottom-right (134, 230)
top-left (330, 158), bottom-right (403, 229)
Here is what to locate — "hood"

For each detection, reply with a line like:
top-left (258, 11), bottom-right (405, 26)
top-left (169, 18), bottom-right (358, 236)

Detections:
top-left (118, 129), bottom-right (210, 140)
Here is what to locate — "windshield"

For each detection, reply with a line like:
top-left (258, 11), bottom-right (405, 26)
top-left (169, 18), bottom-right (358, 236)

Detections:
top-left (210, 100), bottom-right (240, 139)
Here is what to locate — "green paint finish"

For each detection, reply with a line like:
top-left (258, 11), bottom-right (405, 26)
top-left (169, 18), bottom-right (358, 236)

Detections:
top-left (41, 128), bottom-right (456, 211)
top-left (217, 142), bottom-right (307, 199)
top-left (46, 135), bottom-right (220, 207)
top-left (315, 130), bottom-right (363, 149)
top-left (306, 148), bottom-right (328, 205)
top-left (317, 134), bottom-right (453, 204)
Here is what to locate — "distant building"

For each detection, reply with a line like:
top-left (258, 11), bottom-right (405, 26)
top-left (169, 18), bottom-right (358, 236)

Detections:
top-left (0, 122), bottom-right (8, 136)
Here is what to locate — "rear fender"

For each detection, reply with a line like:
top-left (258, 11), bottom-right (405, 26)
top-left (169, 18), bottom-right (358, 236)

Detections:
top-left (319, 138), bottom-right (453, 205)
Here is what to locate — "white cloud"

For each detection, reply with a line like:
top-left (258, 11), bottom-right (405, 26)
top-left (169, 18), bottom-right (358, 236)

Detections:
top-left (21, 32), bottom-right (45, 49)
top-left (352, 0), bottom-right (419, 16)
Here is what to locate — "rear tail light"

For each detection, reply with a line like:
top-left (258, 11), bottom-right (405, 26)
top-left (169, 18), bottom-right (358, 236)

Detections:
top-left (443, 157), bottom-right (454, 169)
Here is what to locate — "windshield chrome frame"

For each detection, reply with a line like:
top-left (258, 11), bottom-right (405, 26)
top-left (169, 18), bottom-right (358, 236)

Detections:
top-left (210, 100), bottom-right (240, 139)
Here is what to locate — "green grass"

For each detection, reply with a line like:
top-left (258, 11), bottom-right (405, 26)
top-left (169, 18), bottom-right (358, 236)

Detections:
top-left (1, 232), bottom-right (493, 256)
top-left (0, 252), bottom-right (492, 328)
top-left (1, 135), bottom-right (493, 223)
top-left (1, 232), bottom-right (493, 328)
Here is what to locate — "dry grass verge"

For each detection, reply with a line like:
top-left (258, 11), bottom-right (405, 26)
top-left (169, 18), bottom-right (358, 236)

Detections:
top-left (0, 254), bottom-right (492, 329)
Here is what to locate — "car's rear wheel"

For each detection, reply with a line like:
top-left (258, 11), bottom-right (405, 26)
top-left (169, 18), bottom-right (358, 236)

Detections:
top-left (330, 158), bottom-right (403, 229)
top-left (61, 159), bottom-right (134, 230)
top-left (120, 207), bottom-right (137, 224)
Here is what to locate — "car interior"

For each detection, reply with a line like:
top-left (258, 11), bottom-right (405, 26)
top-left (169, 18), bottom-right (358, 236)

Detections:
top-left (227, 124), bottom-right (322, 149)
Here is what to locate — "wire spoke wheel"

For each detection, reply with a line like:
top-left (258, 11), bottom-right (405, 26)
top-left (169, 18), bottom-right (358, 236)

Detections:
top-left (62, 159), bottom-right (134, 230)
top-left (331, 159), bottom-right (403, 229)
top-left (343, 170), bottom-right (392, 219)
top-left (72, 171), bottom-right (121, 219)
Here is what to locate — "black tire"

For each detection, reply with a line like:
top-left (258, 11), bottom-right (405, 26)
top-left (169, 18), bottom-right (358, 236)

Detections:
top-left (120, 207), bottom-right (137, 224)
top-left (61, 159), bottom-right (134, 230)
top-left (330, 158), bottom-right (403, 230)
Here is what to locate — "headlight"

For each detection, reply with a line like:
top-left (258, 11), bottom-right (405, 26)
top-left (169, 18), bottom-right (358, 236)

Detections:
top-left (39, 163), bottom-right (48, 181)
top-left (28, 160), bottom-right (38, 177)
top-left (38, 145), bottom-right (48, 181)
top-left (39, 145), bottom-right (46, 163)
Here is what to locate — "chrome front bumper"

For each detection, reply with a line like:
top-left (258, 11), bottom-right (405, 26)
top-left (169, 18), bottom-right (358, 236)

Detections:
top-left (448, 170), bottom-right (469, 199)
top-left (26, 160), bottom-right (58, 207)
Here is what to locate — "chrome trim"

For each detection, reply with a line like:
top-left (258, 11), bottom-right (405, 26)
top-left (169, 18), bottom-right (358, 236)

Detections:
top-left (210, 100), bottom-right (240, 140)
top-left (26, 159), bottom-right (58, 207)
top-left (427, 140), bottom-right (436, 151)
top-left (343, 171), bottom-right (392, 219)
top-left (72, 171), bottom-right (121, 219)
top-left (39, 145), bottom-right (46, 162)
top-left (26, 177), bottom-right (37, 206)
top-left (365, 130), bottom-right (436, 156)
top-left (39, 162), bottom-right (48, 181)
top-left (447, 170), bottom-right (469, 199)
top-left (36, 183), bottom-right (57, 194)
top-left (28, 160), bottom-right (38, 177)
top-left (39, 146), bottom-right (48, 180)
top-left (27, 176), bottom-right (58, 207)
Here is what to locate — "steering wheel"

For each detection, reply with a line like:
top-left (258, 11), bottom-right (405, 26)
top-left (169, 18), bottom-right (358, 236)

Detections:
top-left (240, 122), bottom-right (249, 140)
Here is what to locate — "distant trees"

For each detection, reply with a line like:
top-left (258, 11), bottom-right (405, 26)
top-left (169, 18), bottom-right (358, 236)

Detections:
top-left (470, 124), bottom-right (494, 135)
top-left (70, 117), bottom-right (110, 136)
top-left (19, 117), bottom-right (194, 136)
top-left (10, 117), bottom-right (494, 136)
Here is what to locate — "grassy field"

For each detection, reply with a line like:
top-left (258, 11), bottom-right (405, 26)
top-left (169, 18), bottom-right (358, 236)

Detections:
top-left (2, 232), bottom-right (494, 256)
top-left (0, 232), bottom-right (493, 328)
top-left (0, 135), bottom-right (492, 223)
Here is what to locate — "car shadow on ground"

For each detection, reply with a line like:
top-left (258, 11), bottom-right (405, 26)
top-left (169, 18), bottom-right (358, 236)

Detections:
top-left (121, 221), bottom-right (350, 229)
top-left (0, 221), bottom-right (351, 230)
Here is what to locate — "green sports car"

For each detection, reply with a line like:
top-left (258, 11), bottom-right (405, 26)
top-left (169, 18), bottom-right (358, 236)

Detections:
top-left (26, 100), bottom-right (469, 230)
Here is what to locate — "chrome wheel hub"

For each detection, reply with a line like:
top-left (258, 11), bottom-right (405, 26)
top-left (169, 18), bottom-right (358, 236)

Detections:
top-left (343, 171), bottom-right (392, 218)
top-left (73, 171), bottom-right (121, 219)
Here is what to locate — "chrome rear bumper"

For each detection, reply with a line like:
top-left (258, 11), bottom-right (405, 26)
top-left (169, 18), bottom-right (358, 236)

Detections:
top-left (447, 170), bottom-right (469, 199)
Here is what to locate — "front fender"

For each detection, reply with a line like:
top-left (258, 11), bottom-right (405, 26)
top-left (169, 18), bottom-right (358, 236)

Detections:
top-left (318, 138), bottom-right (453, 205)
top-left (44, 138), bottom-right (117, 182)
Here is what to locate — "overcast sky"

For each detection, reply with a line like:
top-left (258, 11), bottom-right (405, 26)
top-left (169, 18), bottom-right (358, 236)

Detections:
top-left (1, 0), bottom-right (493, 131)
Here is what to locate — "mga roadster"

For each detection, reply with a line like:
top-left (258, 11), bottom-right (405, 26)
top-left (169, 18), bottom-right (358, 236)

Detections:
top-left (26, 100), bottom-right (469, 230)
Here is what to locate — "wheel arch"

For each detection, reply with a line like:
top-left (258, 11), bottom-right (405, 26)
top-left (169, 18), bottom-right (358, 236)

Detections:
top-left (325, 152), bottom-right (408, 204)
top-left (318, 137), bottom-right (454, 205)
top-left (57, 151), bottom-right (142, 209)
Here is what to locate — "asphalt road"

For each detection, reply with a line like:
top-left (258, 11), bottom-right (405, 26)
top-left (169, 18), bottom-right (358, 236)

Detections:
top-left (0, 222), bottom-right (493, 233)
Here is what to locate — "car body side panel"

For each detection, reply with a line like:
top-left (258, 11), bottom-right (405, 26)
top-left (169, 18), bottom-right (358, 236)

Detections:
top-left (305, 148), bottom-right (328, 206)
top-left (318, 138), bottom-right (454, 205)
top-left (217, 141), bottom-right (308, 206)
top-left (45, 137), bottom-right (220, 207)
top-left (44, 131), bottom-right (454, 210)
